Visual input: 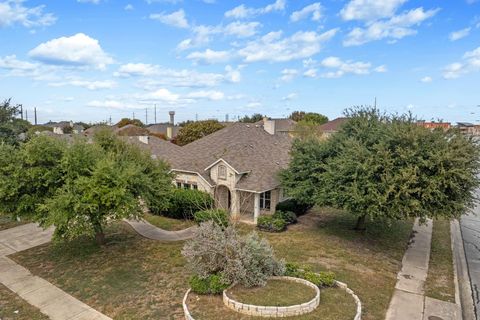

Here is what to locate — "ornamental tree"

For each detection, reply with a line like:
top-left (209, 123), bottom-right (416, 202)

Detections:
top-left (0, 131), bottom-right (172, 244)
top-left (281, 107), bottom-right (480, 230)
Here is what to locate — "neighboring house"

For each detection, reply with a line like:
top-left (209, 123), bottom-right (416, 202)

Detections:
top-left (45, 121), bottom-right (84, 134)
top-left (417, 121), bottom-right (451, 130)
top-left (146, 123), bottom-right (181, 139)
top-left (255, 117), bottom-right (297, 135)
top-left (126, 119), bottom-right (292, 224)
top-left (456, 122), bottom-right (479, 135)
top-left (83, 124), bottom-right (115, 136)
top-left (319, 117), bottom-right (349, 137)
top-left (115, 124), bottom-right (150, 136)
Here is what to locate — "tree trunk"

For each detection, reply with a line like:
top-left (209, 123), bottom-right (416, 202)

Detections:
top-left (355, 215), bottom-right (367, 231)
top-left (93, 221), bottom-right (106, 245)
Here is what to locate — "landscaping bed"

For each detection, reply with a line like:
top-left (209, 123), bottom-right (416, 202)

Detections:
top-left (425, 218), bottom-right (455, 302)
top-left (188, 287), bottom-right (355, 320)
top-left (0, 215), bottom-right (29, 231)
top-left (143, 213), bottom-right (196, 231)
top-left (9, 208), bottom-right (412, 320)
top-left (0, 283), bottom-right (48, 320)
top-left (227, 278), bottom-right (317, 306)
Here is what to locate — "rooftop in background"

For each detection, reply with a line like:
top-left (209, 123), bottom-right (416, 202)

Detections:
top-left (319, 117), bottom-right (349, 133)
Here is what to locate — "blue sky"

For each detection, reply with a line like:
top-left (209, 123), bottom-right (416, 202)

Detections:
top-left (0, 0), bottom-right (479, 124)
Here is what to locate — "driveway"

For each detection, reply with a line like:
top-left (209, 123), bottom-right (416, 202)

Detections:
top-left (461, 205), bottom-right (480, 319)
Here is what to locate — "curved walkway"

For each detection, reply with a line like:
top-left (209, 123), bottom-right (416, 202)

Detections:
top-left (125, 219), bottom-right (197, 241)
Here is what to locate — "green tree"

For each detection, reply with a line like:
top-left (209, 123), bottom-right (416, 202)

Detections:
top-left (0, 99), bottom-right (31, 145)
top-left (176, 120), bottom-right (225, 146)
top-left (115, 118), bottom-right (144, 128)
top-left (302, 113), bottom-right (328, 125)
top-left (282, 107), bottom-right (480, 230)
top-left (239, 113), bottom-right (264, 123)
top-left (0, 132), bottom-right (172, 244)
top-left (289, 111), bottom-right (306, 122)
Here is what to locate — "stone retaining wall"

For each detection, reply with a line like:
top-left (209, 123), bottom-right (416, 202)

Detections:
top-left (222, 276), bottom-right (320, 318)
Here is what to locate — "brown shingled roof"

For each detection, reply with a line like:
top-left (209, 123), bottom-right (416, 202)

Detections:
top-left (319, 117), bottom-right (349, 133)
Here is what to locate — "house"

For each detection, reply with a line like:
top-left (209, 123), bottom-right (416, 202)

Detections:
top-left (146, 124), bottom-right (181, 139)
top-left (45, 121), bottom-right (84, 134)
top-left (255, 117), bottom-right (297, 135)
top-left (417, 121), bottom-right (451, 130)
top-left (115, 124), bottom-right (150, 136)
top-left (456, 122), bottom-right (479, 135)
top-left (319, 117), bottom-right (349, 137)
top-left (126, 119), bottom-right (292, 224)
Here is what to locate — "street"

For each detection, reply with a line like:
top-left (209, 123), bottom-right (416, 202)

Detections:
top-left (461, 204), bottom-right (480, 319)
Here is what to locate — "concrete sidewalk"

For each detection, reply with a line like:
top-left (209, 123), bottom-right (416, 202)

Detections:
top-left (386, 219), bottom-right (461, 320)
top-left (0, 223), bottom-right (112, 320)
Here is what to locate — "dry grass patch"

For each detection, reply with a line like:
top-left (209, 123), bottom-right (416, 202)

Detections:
top-left (425, 219), bottom-right (455, 302)
top-left (227, 278), bottom-right (317, 306)
top-left (143, 213), bottom-right (196, 231)
top-left (188, 287), bottom-right (355, 320)
top-left (0, 283), bottom-right (48, 320)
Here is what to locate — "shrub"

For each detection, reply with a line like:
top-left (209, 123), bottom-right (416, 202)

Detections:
top-left (160, 188), bottom-right (213, 219)
top-left (194, 209), bottom-right (229, 228)
top-left (189, 274), bottom-right (229, 295)
top-left (284, 262), bottom-right (302, 278)
top-left (273, 210), bottom-right (297, 224)
top-left (276, 199), bottom-right (313, 216)
top-left (257, 216), bottom-right (287, 232)
top-left (182, 221), bottom-right (285, 288)
top-left (303, 271), bottom-right (336, 288)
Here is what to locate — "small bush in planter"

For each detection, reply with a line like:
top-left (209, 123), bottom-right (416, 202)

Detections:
top-left (189, 274), bottom-right (230, 295)
top-left (194, 209), bottom-right (229, 228)
top-left (257, 216), bottom-right (287, 232)
top-left (273, 210), bottom-right (297, 224)
top-left (303, 271), bottom-right (336, 288)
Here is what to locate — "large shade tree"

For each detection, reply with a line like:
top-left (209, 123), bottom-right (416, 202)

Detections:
top-left (281, 107), bottom-right (480, 230)
top-left (0, 131), bottom-right (172, 244)
top-left (0, 99), bottom-right (30, 145)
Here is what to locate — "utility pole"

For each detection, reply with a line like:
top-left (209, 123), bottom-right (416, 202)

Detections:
top-left (374, 97), bottom-right (377, 108)
top-left (25, 110), bottom-right (28, 122)
top-left (34, 107), bottom-right (37, 125)
top-left (109, 116), bottom-right (112, 126)
top-left (145, 108), bottom-right (148, 125)
top-left (154, 104), bottom-right (157, 124)
top-left (132, 112), bottom-right (135, 120)
top-left (19, 104), bottom-right (23, 120)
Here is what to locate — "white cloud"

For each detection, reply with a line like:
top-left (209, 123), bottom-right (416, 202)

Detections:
top-left (87, 99), bottom-right (140, 109)
top-left (77, 0), bottom-right (102, 4)
top-left (124, 4), bottom-right (134, 10)
top-left (177, 21), bottom-right (261, 51)
top-left (449, 27), bottom-right (471, 41)
top-left (282, 93), bottom-right (297, 101)
top-left (319, 56), bottom-right (373, 78)
top-left (343, 8), bottom-right (439, 46)
top-left (280, 68), bottom-right (298, 81)
top-left (150, 9), bottom-right (189, 28)
top-left (0, 54), bottom-right (60, 81)
top-left (0, 0), bottom-right (56, 28)
top-left (303, 68), bottom-right (317, 78)
top-left (239, 28), bottom-right (338, 63)
top-left (443, 46), bottom-right (480, 79)
top-left (374, 65), bottom-right (387, 72)
top-left (290, 3), bottom-right (322, 22)
top-left (115, 63), bottom-right (240, 87)
top-left (246, 101), bottom-right (262, 108)
top-left (28, 33), bottom-right (113, 70)
top-left (187, 90), bottom-right (224, 101)
top-left (49, 79), bottom-right (116, 90)
top-left (225, 0), bottom-right (285, 19)
top-left (420, 76), bottom-right (432, 83)
top-left (340, 0), bottom-right (407, 21)
top-left (186, 49), bottom-right (231, 64)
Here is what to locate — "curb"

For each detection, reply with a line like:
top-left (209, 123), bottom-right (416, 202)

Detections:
top-left (451, 219), bottom-right (476, 320)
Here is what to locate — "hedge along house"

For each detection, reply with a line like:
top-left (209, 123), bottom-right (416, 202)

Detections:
top-left (125, 119), bottom-right (294, 224)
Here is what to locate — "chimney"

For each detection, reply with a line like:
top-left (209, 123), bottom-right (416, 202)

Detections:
top-left (167, 111), bottom-right (175, 139)
top-left (263, 117), bottom-right (276, 135)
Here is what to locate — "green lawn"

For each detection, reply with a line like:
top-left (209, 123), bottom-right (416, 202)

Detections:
top-left (228, 278), bottom-right (317, 306)
top-left (10, 208), bottom-right (413, 320)
top-left (425, 219), bottom-right (455, 302)
top-left (143, 213), bottom-right (196, 231)
top-left (0, 284), bottom-right (48, 320)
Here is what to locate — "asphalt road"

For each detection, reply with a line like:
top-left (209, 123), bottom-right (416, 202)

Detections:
top-left (461, 206), bottom-right (480, 319)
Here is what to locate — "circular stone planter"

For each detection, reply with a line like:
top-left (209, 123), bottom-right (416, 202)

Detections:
top-left (222, 276), bottom-right (320, 318)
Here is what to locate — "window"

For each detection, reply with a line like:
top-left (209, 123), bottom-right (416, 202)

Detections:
top-left (176, 182), bottom-right (182, 188)
top-left (192, 184), bottom-right (198, 190)
top-left (218, 165), bottom-right (227, 180)
top-left (260, 191), bottom-right (271, 210)
top-left (183, 183), bottom-right (191, 190)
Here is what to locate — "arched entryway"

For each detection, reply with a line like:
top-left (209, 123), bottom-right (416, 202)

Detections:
top-left (215, 185), bottom-right (231, 212)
